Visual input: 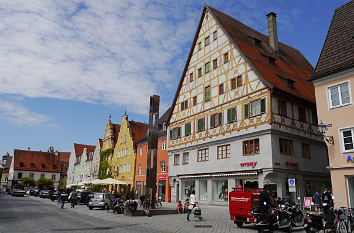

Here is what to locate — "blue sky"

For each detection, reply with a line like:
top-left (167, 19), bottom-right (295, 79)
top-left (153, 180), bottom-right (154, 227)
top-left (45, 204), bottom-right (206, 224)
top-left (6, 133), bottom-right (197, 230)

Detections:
top-left (0, 0), bottom-right (349, 156)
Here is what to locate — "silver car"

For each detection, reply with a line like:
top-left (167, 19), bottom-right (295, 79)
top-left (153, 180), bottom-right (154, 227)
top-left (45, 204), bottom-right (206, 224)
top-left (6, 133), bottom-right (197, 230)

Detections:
top-left (88, 193), bottom-right (114, 210)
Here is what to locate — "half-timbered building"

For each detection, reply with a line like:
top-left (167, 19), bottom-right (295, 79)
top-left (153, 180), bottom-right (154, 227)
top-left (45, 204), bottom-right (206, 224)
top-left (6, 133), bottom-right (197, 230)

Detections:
top-left (167, 5), bottom-right (330, 205)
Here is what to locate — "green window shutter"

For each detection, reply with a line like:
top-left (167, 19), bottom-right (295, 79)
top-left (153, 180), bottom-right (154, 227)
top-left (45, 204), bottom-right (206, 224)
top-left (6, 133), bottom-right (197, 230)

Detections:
top-left (170, 130), bottom-right (173, 139)
top-left (227, 109), bottom-right (231, 123)
top-left (177, 127), bottom-right (181, 138)
top-left (218, 112), bottom-right (222, 126)
top-left (205, 86), bottom-right (210, 102)
top-left (210, 115), bottom-right (215, 128)
top-left (197, 119), bottom-right (201, 132)
top-left (244, 103), bottom-right (249, 119)
top-left (201, 118), bottom-right (205, 131)
top-left (232, 108), bottom-right (236, 122)
top-left (185, 123), bottom-right (191, 136)
top-left (260, 98), bottom-right (266, 114)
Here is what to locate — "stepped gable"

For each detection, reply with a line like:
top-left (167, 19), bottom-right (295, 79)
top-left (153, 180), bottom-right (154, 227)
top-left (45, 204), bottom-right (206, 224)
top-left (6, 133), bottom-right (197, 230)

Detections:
top-left (310, 0), bottom-right (354, 80)
top-left (112, 123), bottom-right (121, 144)
top-left (129, 121), bottom-right (149, 143)
top-left (2, 155), bottom-right (12, 173)
top-left (73, 143), bottom-right (96, 160)
top-left (13, 149), bottom-right (61, 173)
top-left (99, 138), bottom-right (103, 148)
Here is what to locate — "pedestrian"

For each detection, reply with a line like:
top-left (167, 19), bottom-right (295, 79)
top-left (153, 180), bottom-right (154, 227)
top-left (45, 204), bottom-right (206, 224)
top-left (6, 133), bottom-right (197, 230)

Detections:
top-left (59, 191), bottom-right (66, 209)
top-left (177, 201), bottom-right (183, 214)
top-left (184, 198), bottom-right (190, 213)
top-left (189, 190), bottom-right (196, 206)
top-left (322, 187), bottom-right (333, 208)
top-left (186, 199), bottom-right (193, 221)
top-left (70, 191), bottom-right (77, 208)
top-left (313, 191), bottom-right (321, 212)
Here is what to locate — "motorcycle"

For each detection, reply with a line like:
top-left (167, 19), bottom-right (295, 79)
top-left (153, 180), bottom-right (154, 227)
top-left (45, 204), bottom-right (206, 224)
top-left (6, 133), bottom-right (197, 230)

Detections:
top-left (251, 203), bottom-right (278, 233)
top-left (287, 202), bottom-right (304, 228)
top-left (277, 204), bottom-right (292, 232)
top-left (303, 202), bottom-right (335, 233)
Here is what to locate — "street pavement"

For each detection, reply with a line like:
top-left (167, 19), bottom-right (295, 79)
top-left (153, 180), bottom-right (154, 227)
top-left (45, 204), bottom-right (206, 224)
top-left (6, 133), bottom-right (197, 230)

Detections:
top-left (0, 193), bottom-right (306, 233)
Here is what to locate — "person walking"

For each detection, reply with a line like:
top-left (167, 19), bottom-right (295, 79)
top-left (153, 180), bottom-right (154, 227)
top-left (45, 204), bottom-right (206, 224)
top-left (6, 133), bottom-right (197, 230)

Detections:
top-left (70, 191), bottom-right (77, 208)
top-left (59, 191), bottom-right (66, 209)
top-left (185, 199), bottom-right (192, 221)
top-left (313, 191), bottom-right (322, 212)
top-left (186, 190), bottom-right (196, 221)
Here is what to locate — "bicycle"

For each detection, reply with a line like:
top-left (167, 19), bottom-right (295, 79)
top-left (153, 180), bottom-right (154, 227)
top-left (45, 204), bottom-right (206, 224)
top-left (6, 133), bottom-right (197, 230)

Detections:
top-left (346, 208), bottom-right (354, 233)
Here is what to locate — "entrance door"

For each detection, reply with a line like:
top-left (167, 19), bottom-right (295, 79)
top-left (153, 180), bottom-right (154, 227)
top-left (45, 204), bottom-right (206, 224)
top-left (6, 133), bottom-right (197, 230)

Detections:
top-left (136, 182), bottom-right (142, 199)
top-left (158, 181), bottom-right (166, 202)
top-left (176, 182), bottom-right (179, 202)
top-left (348, 176), bottom-right (354, 208)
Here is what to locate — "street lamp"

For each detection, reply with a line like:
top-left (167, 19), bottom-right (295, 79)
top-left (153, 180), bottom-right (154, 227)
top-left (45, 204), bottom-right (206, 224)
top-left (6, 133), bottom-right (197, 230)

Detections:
top-left (318, 120), bottom-right (334, 144)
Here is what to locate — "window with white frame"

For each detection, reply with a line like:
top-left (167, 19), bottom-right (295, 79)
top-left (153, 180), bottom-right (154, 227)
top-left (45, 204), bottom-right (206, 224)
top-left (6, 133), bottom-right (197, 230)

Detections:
top-left (125, 148), bottom-right (128, 156)
top-left (127, 163), bottom-right (130, 172)
top-left (118, 150), bottom-right (120, 158)
top-left (124, 135), bottom-right (126, 142)
top-left (123, 164), bottom-right (126, 173)
top-left (174, 154), bottom-right (180, 166)
top-left (182, 152), bottom-right (189, 165)
top-left (217, 144), bottom-right (231, 159)
top-left (341, 127), bottom-right (354, 152)
top-left (40, 174), bottom-right (45, 178)
top-left (162, 140), bottom-right (166, 150)
top-left (138, 164), bottom-right (142, 174)
top-left (29, 173), bottom-right (34, 178)
top-left (119, 165), bottom-right (122, 173)
top-left (52, 174), bottom-right (56, 180)
top-left (140, 147), bottom-right (143, 155)
top-left (328, 82), bottom-right (351, 108)
top-left (161, 160), bottom-right (166, 172)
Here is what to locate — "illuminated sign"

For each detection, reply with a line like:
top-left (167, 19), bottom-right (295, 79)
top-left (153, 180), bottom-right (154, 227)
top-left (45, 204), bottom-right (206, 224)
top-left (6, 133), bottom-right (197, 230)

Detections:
top-left (240, 162), bottom-right (257, 168)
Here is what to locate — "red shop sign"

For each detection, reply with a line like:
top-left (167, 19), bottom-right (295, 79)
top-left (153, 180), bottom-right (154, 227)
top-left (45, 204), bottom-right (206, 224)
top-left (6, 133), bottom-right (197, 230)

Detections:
top-left (240, 162), bottom-right (257, 168)
top-left (158, 175), bottom-right (166, 180)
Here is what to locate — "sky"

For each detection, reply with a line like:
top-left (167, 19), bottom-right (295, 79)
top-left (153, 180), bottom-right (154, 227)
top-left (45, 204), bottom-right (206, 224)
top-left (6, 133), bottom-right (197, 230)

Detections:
top-left (0, 0), bottom-right (349, 156)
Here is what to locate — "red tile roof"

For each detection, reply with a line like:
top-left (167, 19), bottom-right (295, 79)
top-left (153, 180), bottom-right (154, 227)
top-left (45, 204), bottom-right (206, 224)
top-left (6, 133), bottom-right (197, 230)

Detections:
top-left (129, 121), bottom-right (149, 143)
top-left (13, 149), bottom-right (61, 173)
top-left (99, 138), bottom-right (103, 148)
top-left (59, 152), bottom-right (70, 163)
top-left (112, 124), bottom-right (121, 144)
top-left (311, 1), bottom-right (354, 80)
top-left (73, 143), bottom-right (96, 161)
top-left (167, 5), bottom-right (315, 124)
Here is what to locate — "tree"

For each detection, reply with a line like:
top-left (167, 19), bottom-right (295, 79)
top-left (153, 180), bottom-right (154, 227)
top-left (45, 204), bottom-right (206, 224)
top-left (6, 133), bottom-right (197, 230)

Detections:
top-left (37, 178), bottom-right (54, 189)
top-left (22, 177), bottom-right (35, 187)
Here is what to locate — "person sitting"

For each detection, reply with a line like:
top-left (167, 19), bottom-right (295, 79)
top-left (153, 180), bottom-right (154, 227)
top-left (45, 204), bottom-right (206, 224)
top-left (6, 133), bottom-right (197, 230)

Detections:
top-left (184, 198), bottom-right (190, 214)
top-left (258, 184), bottom-right (273, 213)
top-left (177, 201), bottom-right (183, 214)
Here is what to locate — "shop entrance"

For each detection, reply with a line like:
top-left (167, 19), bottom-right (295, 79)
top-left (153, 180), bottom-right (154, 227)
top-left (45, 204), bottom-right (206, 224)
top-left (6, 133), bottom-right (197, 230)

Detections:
top-left (348, 176), bottom-right (354, 208)
top-left (136, 182), bottom-right (142, 199)
top-left (243, 179), bottom-right (258, 188)
top-left (182, 180), bottom-right (195, 200)
top-left (158, 180), bottom-right (166, 202)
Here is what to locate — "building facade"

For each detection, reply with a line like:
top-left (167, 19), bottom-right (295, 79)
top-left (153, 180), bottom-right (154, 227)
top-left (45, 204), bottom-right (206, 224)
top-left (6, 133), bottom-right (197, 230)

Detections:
top-left (167, 5), bottom-right (330, 205)
top-left (1, 153), bottom-right (12, 191)
top-left (91, 139), bottom-right (103, 180)
top-left (58, 152), bottom-right (70, 188)
top-left (310, 1), bottom-right (354, 208)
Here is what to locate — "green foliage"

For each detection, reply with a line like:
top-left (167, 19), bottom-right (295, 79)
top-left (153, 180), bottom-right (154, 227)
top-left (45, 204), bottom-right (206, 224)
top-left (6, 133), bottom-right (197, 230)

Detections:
top-left (92, 185), bottom-right (105, 192)
top-left (98, 149), bottom-right (113, 179)
top-left (21, 177), bottom-right (35, 187)
top-left (37, 178), bottom-right (54, 189)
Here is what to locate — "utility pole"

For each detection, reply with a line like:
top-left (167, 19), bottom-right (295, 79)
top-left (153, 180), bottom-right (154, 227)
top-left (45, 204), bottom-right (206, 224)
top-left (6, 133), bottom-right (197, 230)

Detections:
top-left (145, 95), bottom-right (159, 208)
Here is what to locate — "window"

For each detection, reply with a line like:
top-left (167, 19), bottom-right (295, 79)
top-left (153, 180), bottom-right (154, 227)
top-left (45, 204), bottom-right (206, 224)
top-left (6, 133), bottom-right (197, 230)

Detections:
top-left (210, 112), bottom-right (222, 128)
top-left (198, 68), bottom-right (202, 78)
top-left (161, 160), bottom-right (166, 172)
top-left (118, 150), bottom-right (120, 158)
top-left (243, 138), bottom-right (260, 156)
top-left (41, 164), bottom-right (46, 168)
top-left (341, 128), bottom-right (354, 152)
top-left (29, 173), bottom-right (34, 178)
top-left (140, 147), bottom-right (143, 155)
top-left (193, 96), bottom-right (197, 106)
top-left (185, 123), bottom-right (191, 136)
top-left (127, 163), bottom-right (130, 173)
top-left (30, 163), bottom-right (35, 168)
top-left (52, 174), bottom-right (56, 180)
top-left (53, 164), bottom-right (57, 169)
top-left (123, 164), bottom-right (126, 173)
top-left (20, 162), bottom-right (24, 167)
top-left (302, 143), bottom-right (311, 159)
top-left (181, 100), bottom-right (188, 110)
top-left (312, 110), bottom-right (318, 125)
top-left (278, 99), bottom-right (287, 116)
top-left (18, 172), bottom-right (22, 179)
top-left (40, 174), bottom-right (45, 178)
top-left (125, 148), bottom-right (128, 156)
top-left (237, 76), bottom-right (242, 87)
top-left (181, 102), bottom-right (184, 111)
top-left (217, 144), bottom-right (231, 159)
top-left (121, 136), bottom-right (123, 144)
top-left (205, 86), bottom-right (211, 102)
top-left (268, 57), bottom-right (275, 66)
top-left (213, 59), bottom-right (218, 70)
top-left (174, 154), bottom-right (180, 166)
top-left (224, 52), bottom-right (229, 64)
top-left (124, 135), bottom-right (126, 143)
top-left (328, 82), bottom-right (351, 108)
top-left (182, 152), bottom-right (189, 165)
top-left (138, 164), bottom-right (142, 175)
top-left (170, 127), bottom-right (181, 140)
top-left (197, 118), bottom-right (205, 132)
top-left (190, 73), bottom-right (193, 82)
top-left (244, 98), bottom-right (266, 119)
top-left (205, 62), bottom-right (210, 74)
top-left (162, 140), bottom-right (166, 150)
top-left (119, 165), bottom-right (122, 173)
top-left (198, 42), bottom-right (202, 51)
top-left (298, 107), bottom-right (306, 122)
top-left (227, 107), bottom-right (237, 123)
top-left (213, 30), bottom-right (217, 40)
top-left (219, 83), bottom-right (224, 95)
top-left (197, 148), bottom-right (209, 162)
top-left (279, 138), bottom-right (294, 155)
top-left (231, 78), bottom-right (236, 90)
top-left (205, 36), bottom-right (210, 46)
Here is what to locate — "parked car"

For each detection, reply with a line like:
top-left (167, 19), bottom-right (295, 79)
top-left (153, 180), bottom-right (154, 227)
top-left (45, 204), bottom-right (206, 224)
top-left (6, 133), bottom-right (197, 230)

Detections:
top-left (39, 190), bottom-right (53, 198)
top-left (77, 191), bottom-right (92, 204)
top-left (88, 193), bottom-right (114, 210)
top-left (12, 184), bottom-right (26, 197)
top-left (86, 193), bottom-right (95, 206)
top-left (29, 189), bottom-right (39, 197)
top-left (50, 191), bottom-right (60, 201)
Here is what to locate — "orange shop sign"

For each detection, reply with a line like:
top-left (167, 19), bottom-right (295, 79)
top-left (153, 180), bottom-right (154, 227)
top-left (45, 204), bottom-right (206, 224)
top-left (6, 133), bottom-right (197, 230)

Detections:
top-left (158, 175), bottom-right (167, 180)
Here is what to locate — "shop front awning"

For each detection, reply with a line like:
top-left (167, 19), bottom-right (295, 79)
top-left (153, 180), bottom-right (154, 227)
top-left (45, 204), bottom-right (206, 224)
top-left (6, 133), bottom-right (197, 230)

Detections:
top-left (178, 171), bottom-right (257, 179)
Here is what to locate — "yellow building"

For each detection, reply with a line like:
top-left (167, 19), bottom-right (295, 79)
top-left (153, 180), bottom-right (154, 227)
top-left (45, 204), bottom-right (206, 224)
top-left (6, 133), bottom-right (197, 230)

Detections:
top-left (110, 113), bottom-right (148, 191)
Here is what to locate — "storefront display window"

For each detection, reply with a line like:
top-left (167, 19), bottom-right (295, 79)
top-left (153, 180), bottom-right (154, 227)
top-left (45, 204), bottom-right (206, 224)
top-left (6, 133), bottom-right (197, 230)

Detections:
top-left (182, 180), bottom-right (195, 200)
top-left (199, 180), bottom-right (207, 201)
top-left (348, 176), bottom-right (354, 208)
top-left (212, 180), bottom-right (228, 201)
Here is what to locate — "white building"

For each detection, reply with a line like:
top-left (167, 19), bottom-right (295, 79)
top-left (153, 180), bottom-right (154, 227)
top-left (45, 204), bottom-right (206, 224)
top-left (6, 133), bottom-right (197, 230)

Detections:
top-left (167, 5), bottom-right (330, 205)
top-left (91, 139), bottom-right (103, 180)
top-left (67, 143), bottom-right (96, 187)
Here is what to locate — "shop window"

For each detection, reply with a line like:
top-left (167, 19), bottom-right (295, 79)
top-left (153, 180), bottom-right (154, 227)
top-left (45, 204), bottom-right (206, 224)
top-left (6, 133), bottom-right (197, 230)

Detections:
top-left (18, 172), bottom-right (22, 179)
top-left (244, 98), bottom-right (266, 119)
top-left (197, 148), bottom-right (209, 162)
top-left (182, 152), bottom-right (189, 165)
top-left (213, 59), bottom-right (218, 70)
top-left (210, 112), bottom-right (222, 128)
top-left (212, 180), bottom-right (228, 201)
top-left (199, 180), bottom-right (208, 201)
top-left (197, 118), bottom-right (205, 132)
top-left (278, 99), bottom-right (287, 116)
top-left (190, 72), bottom-right (193, 82)
top-left (279, 138), bottom-right (294, 155)
top-left (40, 174), bottom-right (45, 178)
top-left (182, 180), bottom-right (195, 200)
top-left (327, 81), bottom-right (351, 109)
top-left (302, 143), bottom-right (311, 159)
top-left (243, 138), bottom-right (260, 156)
top-left (161, 160), bottom-right (166, 172)
top-left (348, 176), bottom-right (354, 208)
top-left (174, 154), bottom-right (180, 166)
top-left (185, 123), bottom-right (191, 136)
top-left (341, 127), bottom-right (354, 152)
top-left (217, 144), bottom-right (230, 159)
top-left (298, 107), bottom-right (306, 122)
top-left (205, 86), bottom-right (211, 102)
top-left (227, 107), bottom-right (237, 123)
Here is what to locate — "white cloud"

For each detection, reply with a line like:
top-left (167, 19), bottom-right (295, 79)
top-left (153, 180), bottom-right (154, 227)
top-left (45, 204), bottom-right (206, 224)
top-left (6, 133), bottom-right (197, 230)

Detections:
top-left (0, 98), bottom-right (52, 127)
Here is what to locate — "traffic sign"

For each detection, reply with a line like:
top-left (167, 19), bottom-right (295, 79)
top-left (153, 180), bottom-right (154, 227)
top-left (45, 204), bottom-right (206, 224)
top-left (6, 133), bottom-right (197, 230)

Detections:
top-left (288, 179), bottom-right (296, 193)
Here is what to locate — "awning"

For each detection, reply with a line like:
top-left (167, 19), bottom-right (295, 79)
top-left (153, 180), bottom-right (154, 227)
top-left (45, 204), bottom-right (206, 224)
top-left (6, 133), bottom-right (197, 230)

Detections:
top-left (178, 171), bottom-right (257, 179)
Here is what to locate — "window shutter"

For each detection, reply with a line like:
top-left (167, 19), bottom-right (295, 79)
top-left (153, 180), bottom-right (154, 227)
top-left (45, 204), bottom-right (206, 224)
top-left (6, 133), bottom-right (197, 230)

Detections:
top-left (185, 123), bottom-right (191, 136)
top-left (170, 130), bottom-right (172, 139)
top-left (177, 127), bottom-right (181, 138)
top-left (261, 98), bottom-right (266, 114)
top-left (202, 118), bottom-right (205, 130)
top-left (227, 109), bottom-right (231, 123)
top-left (232, 108), bottom-right (236, 122)
top-left (218, 112), bottom-right (222, 126)
top-left (210, 115), bottom-right (215, 128)
top-left (244, 104), bottom-right (249, 119)
top-left (198, 119), bottom-right (201, 132)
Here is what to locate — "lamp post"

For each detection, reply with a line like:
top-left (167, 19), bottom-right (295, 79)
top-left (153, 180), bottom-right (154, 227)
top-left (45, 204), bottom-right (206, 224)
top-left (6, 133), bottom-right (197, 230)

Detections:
top-left (318, 120), bottom-right (334, 144)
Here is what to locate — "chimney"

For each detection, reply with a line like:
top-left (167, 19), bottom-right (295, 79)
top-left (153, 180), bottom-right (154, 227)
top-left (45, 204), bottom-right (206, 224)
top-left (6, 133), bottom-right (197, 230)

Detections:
top-left (267, 12), bottom-right (278, 53)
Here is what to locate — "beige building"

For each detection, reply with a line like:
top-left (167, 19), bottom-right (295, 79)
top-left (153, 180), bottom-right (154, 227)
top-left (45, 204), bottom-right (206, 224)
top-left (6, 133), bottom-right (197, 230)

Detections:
top-left (310, 1), bottom-right (354, 208)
